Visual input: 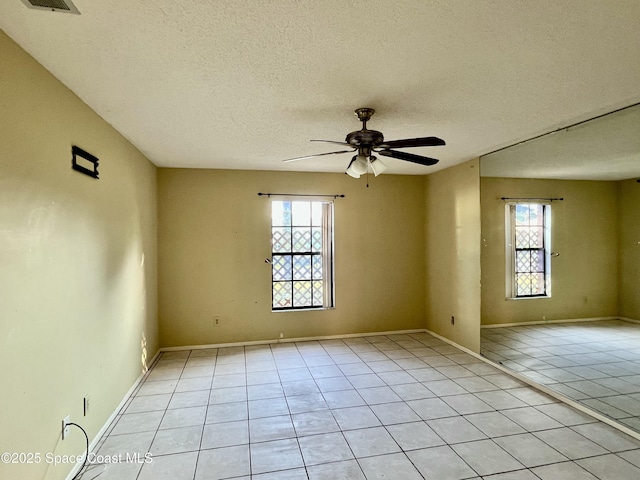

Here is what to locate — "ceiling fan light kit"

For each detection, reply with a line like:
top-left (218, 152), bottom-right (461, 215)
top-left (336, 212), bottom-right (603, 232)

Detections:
top-left (345, 155), bottom-right (388, 179)
top-left (369, 156), bottom-right (388, 177)
top-left (283, 108), bottom-right (445, 179)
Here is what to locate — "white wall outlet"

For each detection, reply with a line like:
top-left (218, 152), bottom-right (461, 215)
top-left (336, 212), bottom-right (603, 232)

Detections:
top-left (279, 332), bottom-right (284, 339)
top-left (213, 316), bottom-right (220, 327)
top-left (84, 396), bottom-right (90, 416)
top-left (62, 415), bottom-right (70, 440)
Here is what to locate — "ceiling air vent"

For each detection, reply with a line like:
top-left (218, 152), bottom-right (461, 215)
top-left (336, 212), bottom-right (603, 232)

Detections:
top-left (20, 0), bottom-right (80, 14)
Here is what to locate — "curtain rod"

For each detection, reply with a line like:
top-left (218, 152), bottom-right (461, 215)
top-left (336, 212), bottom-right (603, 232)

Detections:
top-left (257, 193), bottom-right (345, 198)
top-left (501, 197), bottom-right (563, 201)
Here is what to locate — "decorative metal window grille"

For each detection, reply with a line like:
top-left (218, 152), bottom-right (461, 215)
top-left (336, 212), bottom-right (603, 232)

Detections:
top-left (271, 200), bottom-right (334, 310)
top-left (507, 203), bottom-right (551, 298)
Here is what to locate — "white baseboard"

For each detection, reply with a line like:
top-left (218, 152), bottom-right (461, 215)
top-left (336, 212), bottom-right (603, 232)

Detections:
top-left (481, 316), bottom-right (619, 329)
top-left (620, 316), bottom-right (640, 325)
top-left (160, 329), bottom-right (428, 352)
top-left (423, 328), bottom-right (481, 357)
top-left (65, 350), bottom-right (162, 480)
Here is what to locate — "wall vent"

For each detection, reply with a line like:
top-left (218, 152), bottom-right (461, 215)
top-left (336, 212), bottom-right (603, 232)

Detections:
top-left (20, 0), bottom-right (80, 14)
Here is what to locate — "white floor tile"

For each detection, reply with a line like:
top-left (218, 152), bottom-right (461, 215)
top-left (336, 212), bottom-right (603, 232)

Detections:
top-left (125, 394), bottom-right (172, 414)
top-left (137, 451), bottom-right (197, 480)
top-left (357, 385), bottom-right (402, 405)
top-left (533, 427), bottom-right (608, 459)
top-left (427, 416), bottom-right (486, 444)
top-left (249, 415), bottom-right (295, 443)
top-left (159, 406), bottom-right (207, 430)
top-left (248, 397), bottom-right (290, 419)
top-left (343, 426), bottom-right (401, 457)
top-left (386, 421), bottom-right (446, 450)
top-left (571, 422), bottom-right (640, 452)
top-left (390, 382), bottom-right (436, 400)
top-left (98, 431), bottom-right (155, 457)
top-left (306, 459), bottom-right (366, 480)
top-left (201, 420), bottom-right (248, 449)
top-left (250, 438), bottom-right (304, 474)
top-left (358, 452), bottom-right (423, 479)
top-left (168, 390), bottom-right (209, 409)
top-left (531, 461), bottom-right (598, 480)
top-left (298, 432), bottom-right (353, 465)
top-left (493, 433), bottom-right (567, 467)
top-left (576, 454), bottom-right (640, 480)
top-left (369, 401), bottom-right (421, 425)
top-left (291, 410), bottom-right (340, 436)
top-left (111, 411), bottom-right (164, 435)
top-left (407, 445), bottom-right (477, 480)
top-left (406, 397), bottom-right (458, 420)
top-left (195, 445), bottom-right (250, 480)
top-left (150, 425), bottom-right (203, 455)
top-left (323, 389), bottom-right (366, 409)
top-left (208, 386), bottom-right (247, 404)
top-left (482, 470), bottom-right (539, 480)
top-left (252, 468), bottom-right (308, 480)
top-left (452, 439), bottom-right (524, 476)
top-left (501, 406), bottom-right (563, 432)
top-left (441, 393), bottom-right (494, 415)
top-left (331, 405), bottom-right (381, 430)
top-left (285, 392), bottom-right (328, 414)
top-left (464, 411), bottom-right (526, 438)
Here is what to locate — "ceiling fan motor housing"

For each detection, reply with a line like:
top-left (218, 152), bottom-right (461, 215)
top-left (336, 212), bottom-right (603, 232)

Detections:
top-left (345, 129), bottom-right (384, 147)
top-left (347, 107), bottom-right (384, 147)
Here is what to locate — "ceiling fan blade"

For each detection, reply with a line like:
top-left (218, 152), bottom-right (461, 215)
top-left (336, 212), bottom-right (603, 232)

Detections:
top-left (310, 139), bottom-right (352, 147)
top-left (378, 136), bottom-right (446, 149)
top-left (377, 149), bottom-right (440, 166)
top-left (282, 149), bottom-right (354, 163)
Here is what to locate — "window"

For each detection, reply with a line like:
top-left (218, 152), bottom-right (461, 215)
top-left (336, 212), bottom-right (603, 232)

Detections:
top-left (271, 200), bottom-right (334, 310)
top-left (506, 202), bottom-right (551, 298)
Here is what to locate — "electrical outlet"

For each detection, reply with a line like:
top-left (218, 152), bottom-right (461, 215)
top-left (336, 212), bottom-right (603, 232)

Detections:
top-left (62, 415), bottom-right (70, 440)
top-left (279, 332), bottom-right (284, 339)
top-left (84, 396), bottom-right (90, 416)
top-left (451, 316), bottom-right (455, 325)
top-left (213, 316), bottom-right (221, 327)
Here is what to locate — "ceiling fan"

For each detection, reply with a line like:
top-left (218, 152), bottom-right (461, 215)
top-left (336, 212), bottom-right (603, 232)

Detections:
top-left (283, 107), bottom-right (446, 178)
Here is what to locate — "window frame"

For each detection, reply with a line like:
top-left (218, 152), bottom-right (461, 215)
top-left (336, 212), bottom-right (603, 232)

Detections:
top-left (270, 199), bottom-right (335, 311)
top-left (505, 202), bottom-right (552, 299)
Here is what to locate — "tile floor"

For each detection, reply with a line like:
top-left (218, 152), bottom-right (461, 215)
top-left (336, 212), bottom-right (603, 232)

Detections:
top-left (80, 332), bottom-right (640, 480)
top-left (481, 320), bottom-right (640, 432)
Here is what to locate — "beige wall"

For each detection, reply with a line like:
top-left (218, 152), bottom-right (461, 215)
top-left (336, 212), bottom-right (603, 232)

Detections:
top-left (618, 178), bottom-right (640, 320)
top-left (158, 169), bottom-right (427, 347)
top-left (480, 177), bottom-right (618, 325)
top-left (0, 31), bottom-right (158, 480)
top-left (424, 159), bottom-right (482, 352)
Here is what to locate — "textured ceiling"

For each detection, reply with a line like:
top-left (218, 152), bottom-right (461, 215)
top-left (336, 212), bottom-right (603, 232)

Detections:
top-left (2, 0), bottom-right (640, 176)
top-left (481, 103), bottom-right (640, 181)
